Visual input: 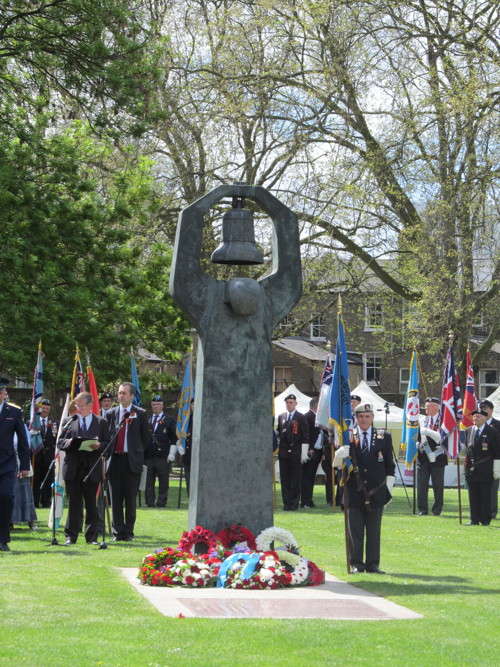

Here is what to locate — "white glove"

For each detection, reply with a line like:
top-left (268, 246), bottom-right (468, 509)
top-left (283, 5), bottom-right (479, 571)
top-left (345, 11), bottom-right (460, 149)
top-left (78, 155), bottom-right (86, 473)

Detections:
top-left (333, 445), bottom-right (350, 469)
top-left (167, 444), bottom-right (177, 462)
top-left (421, 427), bottom-right (440, 444)
top-left (301, 443), bottom-right (309, 464)
top-left (386, 475), bottom-right (395, 494)
top-left (494, 460), bottom-right (500, 480)
top-left (176, 440), bottom-right (185, 455)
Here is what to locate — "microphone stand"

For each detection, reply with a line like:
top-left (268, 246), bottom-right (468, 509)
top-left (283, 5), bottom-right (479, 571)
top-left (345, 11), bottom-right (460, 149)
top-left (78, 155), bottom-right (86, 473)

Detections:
top-left (84, 412), bottom-right (129, 549)
top-left (44, 416), bottom-right (78, 546)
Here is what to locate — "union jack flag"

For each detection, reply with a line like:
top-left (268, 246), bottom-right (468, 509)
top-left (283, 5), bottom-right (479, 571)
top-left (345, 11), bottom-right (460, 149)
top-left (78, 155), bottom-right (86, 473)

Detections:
top-left (316, 354), bottom-right (332, 430)
top-left (439, 346), bottom-right (463, 458)
top-left (460, 349), bottom-right (477, 430)
top-left (71, 347), bottom-right (86, 399)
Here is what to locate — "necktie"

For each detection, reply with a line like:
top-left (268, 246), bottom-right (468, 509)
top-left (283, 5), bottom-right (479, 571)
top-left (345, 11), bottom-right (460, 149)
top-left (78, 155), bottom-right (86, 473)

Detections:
top-left (287, 413), bottom-right (292, 424)
top-left (474, 428), bottom-right (481, 444)
top-left (151, 416), bottom-right (158, 432)
top-left (81, 417), bottom-right (87, 435)
top-left (115, 411), bottom-right (126, 454)
top-left (361, 432), bottom-right (369, 463)
top-left (41, 419), bottom-right (46, 436)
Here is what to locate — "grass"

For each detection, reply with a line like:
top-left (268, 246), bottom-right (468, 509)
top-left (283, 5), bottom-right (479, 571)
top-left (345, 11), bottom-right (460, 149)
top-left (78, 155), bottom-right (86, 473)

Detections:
top-left (1, 483), bottom-right (499, 666)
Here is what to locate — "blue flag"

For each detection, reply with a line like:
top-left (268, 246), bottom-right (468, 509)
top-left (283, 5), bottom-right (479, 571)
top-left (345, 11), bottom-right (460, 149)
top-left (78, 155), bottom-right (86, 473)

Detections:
top-left (176, 351), bottom-right (194, 452)
top-left (329, 313), bottom-right (353, 447)
top-left (130, 352), bottom-right (142, 407)
top-left (402, 350), bottom-right (420, 468)
top-left (29, 342), bottom-right (44, 453)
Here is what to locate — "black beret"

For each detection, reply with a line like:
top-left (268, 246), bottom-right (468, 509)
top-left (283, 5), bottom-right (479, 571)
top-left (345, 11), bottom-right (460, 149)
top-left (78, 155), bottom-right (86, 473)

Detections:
top-left (285, 394), bottom-right (297, 401)
top-left (99, 392), bottom-right (113, 401)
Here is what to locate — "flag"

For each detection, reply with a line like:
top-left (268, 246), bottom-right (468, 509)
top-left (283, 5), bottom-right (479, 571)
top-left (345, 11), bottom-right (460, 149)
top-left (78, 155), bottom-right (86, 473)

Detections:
top-left (130, 351), bottom-right (142, 407)
top-left (86, 359), bottom-right (100, 416)
top-left (439, 345), bottom-right (463, 458)
top-left (316, 354), bottom-right (332, 430)
top-left (329, 310), bottom-right (353, 447)
top-left (460, 349), bottom-right (477, 430)
top-left (48, 394), bottom-right (69, 531)
top-left (176, 350), bottom-right (194, 453)
top-left (401, 350), bottom-right (420, 468)
top-left (29, 341), bottom-right (44, 453)
top-left (70, 347), bottom-right (85, 399)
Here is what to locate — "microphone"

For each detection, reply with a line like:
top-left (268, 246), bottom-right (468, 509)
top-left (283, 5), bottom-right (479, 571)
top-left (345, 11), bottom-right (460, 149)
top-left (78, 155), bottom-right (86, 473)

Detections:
top-left (118, 410), bottom-right (130, 427)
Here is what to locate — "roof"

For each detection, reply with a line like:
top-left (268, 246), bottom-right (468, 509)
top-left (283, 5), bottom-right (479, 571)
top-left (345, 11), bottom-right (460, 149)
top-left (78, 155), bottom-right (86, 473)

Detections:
top-left (272, 337), bottom-right (362, 365)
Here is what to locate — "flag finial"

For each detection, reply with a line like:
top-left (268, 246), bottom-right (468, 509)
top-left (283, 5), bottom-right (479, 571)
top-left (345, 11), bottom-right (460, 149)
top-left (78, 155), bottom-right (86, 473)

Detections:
top-left (448, 329), bottom-right (454, 346)
top-left (337, 294), bottom-right (343, 315)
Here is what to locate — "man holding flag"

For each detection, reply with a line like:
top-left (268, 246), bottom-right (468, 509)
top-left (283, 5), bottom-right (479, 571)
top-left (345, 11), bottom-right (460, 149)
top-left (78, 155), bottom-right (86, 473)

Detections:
top-left (416, 397), bottom-right (447, 516)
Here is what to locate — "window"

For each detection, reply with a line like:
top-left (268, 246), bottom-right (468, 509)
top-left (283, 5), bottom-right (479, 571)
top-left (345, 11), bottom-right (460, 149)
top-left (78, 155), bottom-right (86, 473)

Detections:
top-left (309, 316), bottom-right (326, 341)
top-left (364, 302), bottom-right (384, 331)
top-left (399, 368), bottom-right (409, 395)
top-left (279, 314), bottom-right (297, 331)
top-left (478, 369), bottom-right (499, 399)
top-left (274, 366), bottom-right (292, 393)
top-left (364, 353), bottom-right (382, 386)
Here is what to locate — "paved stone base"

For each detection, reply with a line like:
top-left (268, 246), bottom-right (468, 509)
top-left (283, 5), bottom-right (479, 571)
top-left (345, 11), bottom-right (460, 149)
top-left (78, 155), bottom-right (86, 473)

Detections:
top-left (121, 569), bottom-right (422, 620)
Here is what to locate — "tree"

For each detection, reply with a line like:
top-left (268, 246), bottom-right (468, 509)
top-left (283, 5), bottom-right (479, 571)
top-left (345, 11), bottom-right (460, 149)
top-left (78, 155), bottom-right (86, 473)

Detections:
top-left (143, 0), bottom-right (500, 370)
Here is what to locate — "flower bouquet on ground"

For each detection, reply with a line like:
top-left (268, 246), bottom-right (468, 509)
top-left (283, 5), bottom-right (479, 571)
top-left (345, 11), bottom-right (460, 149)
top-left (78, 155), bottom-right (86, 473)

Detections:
top-left (138, 525), bottom-right (325, 589)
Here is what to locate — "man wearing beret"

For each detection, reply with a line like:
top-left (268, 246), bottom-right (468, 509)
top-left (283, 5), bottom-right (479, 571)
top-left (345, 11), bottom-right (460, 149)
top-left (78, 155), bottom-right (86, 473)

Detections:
top-left (478, 400), bottom-right (500, 519)
top-left (277, 393), bottom-right (310, 511)
top-left (464, 407), bottom-right (500, 526)
top-left (144, 395), bottom-right (177, 508)
top-left (99, 392), bottom-right (114, 418)
top-left (416, 397), bottom-right (447, 516)
top-left (33, 398), bottom-right (58, 508)
top-left (0, 378), bottom-right (31, 551)
top-left (334, 403), bottom-right (395, 574)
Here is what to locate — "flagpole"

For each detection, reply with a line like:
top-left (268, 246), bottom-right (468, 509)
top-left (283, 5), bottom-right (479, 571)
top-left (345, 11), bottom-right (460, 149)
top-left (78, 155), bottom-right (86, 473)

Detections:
top-left (337, 297), bottom-right (351, 574)
top-left (456, 457), bottom-right (463, 524)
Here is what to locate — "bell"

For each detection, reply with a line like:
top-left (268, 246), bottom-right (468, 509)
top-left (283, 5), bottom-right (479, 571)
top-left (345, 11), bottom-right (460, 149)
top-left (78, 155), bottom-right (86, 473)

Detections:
top-left (211, 196), bottom-right (264, 265)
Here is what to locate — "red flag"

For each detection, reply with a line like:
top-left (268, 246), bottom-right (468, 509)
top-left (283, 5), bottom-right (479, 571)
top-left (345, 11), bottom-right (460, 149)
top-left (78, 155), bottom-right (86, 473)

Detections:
top-left (439, 346), bottom-right (463, 458)
top-left (461, 350), bottom-right (477, 430)
top-left (86, 365), bottom-right (100, 416)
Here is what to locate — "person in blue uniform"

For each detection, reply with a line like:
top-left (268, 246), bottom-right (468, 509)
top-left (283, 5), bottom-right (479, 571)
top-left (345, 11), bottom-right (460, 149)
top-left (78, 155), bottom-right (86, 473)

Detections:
top-left (0, 377), bottom-right (31, 551)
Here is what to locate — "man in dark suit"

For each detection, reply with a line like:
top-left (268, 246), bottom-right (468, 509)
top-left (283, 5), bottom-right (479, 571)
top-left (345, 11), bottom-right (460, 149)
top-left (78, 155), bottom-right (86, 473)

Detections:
top-left (416, 397), bottom-right (447, 516)
top-left (334, 403), bottom-right (395, 574)
top-left (33, 398), bottom-right (58, 508)
top-left (106, 382), bottom-right (149, 541)
top-left (301, 397), bottom-right (324, 508)
top-left (57, 391), bottom-right (110, 545)
top-left (479, 400), bottom-right (500, 519)
top-left (464, 408), bottom-right (500, 526)
top-left (144, 395), bottom-right (177, 507)
top-left (277, 393), bottom-right (310, 511)
top-left (0, 378), bottom-right (31, 551)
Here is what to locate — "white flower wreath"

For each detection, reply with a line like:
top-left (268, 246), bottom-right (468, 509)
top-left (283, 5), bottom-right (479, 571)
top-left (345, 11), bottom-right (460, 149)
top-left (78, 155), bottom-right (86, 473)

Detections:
top-left (290, 557), bottom-right (309, 585)
top-left (255, 526), bottom-right (298, 552)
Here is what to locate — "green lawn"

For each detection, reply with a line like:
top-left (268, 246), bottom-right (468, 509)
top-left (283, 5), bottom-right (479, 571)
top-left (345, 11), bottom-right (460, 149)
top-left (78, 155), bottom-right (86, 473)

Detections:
top-left (1, 484), bottom-right (499, 666)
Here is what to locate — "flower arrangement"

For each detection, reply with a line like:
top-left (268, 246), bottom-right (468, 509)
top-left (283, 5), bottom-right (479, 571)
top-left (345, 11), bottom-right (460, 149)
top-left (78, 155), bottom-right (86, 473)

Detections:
top-left (138, 525), bottom-right (324, 590)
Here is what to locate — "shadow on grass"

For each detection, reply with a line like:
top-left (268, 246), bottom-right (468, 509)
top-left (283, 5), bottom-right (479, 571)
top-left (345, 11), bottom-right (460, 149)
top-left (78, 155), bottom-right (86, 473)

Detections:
top-left (347, 576), bottom-right (500, 597)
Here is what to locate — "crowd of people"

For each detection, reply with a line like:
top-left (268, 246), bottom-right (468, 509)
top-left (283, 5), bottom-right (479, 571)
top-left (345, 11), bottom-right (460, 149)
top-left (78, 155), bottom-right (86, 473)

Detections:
top-left (276, 391), bottom-right (500, 575)
top-left (1, 377), bottom-right (499, 567)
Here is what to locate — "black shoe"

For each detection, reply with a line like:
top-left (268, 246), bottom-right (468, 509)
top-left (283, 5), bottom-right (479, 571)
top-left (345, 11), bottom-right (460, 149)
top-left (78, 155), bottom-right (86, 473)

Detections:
top-left (0, 543), bottom-right (10, 552)
top-left (366, 567), bottom-right (386, 574)
top-left (466, 522), bottom-right (479, 526)
top-left (64, 539), bottom-right (76, 546)
top-left (418, 511), bottom-right (428, 516)
top-left (111, 536), bottom-right (122, 542)
top-left (87, 540), bottom-right (100, 546)
top-left (350, 566), bottom-right (364, 574)
top-left (123, 536), bottom-right (134, 542)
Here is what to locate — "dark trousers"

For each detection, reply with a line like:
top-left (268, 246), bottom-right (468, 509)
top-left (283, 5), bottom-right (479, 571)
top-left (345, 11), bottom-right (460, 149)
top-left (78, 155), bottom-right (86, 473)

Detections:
top-left (491, 478), bottom-right (499, 518)
top-left (321, 455), bottom-right (334, 504)
top-left (279, 457), bottom-right (302, 510)
top-left (64, 474), bottom-right (100, 543)
top-left (417, 463), bottom-right (445, 515)
top-left (33, 458), bottom-right (53, 507)
top-left (0, 469), bottom-right (16, 544)
top-left (301, 451), bottom-right (321, 506)
top-left (109, 454), bottom-right (141, 538)
top-left (348, 505), bottom-right (384, 571)
top-left (468, 480), bottom-right (493, 526)
top-left (144, 458), bottom-right (170, 507)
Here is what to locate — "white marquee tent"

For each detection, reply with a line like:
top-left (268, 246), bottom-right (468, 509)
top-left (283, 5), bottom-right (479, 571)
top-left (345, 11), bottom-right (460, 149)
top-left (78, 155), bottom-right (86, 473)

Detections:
top-left (485, 385), bottom-right (500, 414)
